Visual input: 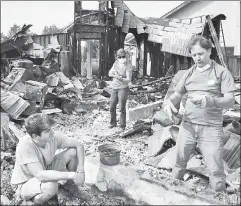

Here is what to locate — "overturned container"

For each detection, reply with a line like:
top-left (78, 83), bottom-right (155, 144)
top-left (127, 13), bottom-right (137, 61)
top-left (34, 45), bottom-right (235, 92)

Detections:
top-left (98, 143), bottom-right (121, 166)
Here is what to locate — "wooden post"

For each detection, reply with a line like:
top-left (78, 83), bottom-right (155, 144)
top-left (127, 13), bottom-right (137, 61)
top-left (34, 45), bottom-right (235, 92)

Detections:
top-left (139, 37), bottom-right (145, 77)
top-left (104, 1), bottom-right (109, 77)
top-left (143, 35), bottom-right (147, 77)
top-left (73, 2), bottom-right (77, 74)
top-left (86, 41), bottom-right (93, 79)
top-left (73, 1), bottom-right (82, 75)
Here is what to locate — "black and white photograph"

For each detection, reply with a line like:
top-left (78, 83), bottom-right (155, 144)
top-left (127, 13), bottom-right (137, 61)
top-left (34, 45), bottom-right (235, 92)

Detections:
top-left (1, 1), bottom-right (240, 205)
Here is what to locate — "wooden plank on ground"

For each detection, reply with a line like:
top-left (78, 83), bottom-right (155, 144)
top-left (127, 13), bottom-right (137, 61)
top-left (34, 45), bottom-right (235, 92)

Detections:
top-left (42, 108), bottom-right (62, 115)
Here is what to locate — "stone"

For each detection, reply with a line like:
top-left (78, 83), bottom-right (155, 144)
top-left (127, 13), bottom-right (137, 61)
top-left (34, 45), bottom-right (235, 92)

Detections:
top-left (96, 181), bottom-right (108, 192)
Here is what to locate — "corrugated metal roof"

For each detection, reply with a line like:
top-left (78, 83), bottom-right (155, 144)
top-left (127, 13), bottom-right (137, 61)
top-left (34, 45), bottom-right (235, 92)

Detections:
top-left (145, 14), bottom-right (226, 57)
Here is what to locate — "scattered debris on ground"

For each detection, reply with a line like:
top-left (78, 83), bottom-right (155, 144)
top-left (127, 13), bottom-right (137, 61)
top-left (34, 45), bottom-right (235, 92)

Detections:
top-left (1, 33), bottom-right (240, 205)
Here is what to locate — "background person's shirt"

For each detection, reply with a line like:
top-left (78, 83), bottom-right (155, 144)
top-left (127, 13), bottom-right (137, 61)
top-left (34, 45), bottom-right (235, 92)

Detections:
top-left (174, 60), bottom-right (236, 126)
top-left (109, 60), bottom-right (132, 89)
top-left (10, 132), bottom-right (72, 185)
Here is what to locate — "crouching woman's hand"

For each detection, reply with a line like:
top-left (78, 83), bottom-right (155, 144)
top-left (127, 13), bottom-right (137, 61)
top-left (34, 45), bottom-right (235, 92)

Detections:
top-left (73, 171), bottom-right (85, 186)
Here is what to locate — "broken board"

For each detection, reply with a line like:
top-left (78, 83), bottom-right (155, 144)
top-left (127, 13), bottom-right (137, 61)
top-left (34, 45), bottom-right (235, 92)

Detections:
top-left (146, 145), bottom-right (201, 171)
top-left (42, 108), bottom-right (62, 115)
top-left (148, 124), bottom-right (174, 157)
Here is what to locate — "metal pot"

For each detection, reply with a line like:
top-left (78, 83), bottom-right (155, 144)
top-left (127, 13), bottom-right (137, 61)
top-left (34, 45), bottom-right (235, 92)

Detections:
top-left (98, 143), bottom-right (121, 166)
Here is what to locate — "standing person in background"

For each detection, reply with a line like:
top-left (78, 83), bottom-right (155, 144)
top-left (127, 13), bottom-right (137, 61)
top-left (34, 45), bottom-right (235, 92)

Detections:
top-left (164, 36), bottom-right (236, 192)
top-left (108, 48), bottom-right (133, 131)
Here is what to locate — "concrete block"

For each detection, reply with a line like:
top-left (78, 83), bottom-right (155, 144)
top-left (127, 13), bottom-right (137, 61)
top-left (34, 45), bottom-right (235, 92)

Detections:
top-left (127, 100), bottom-right (163, 122)
top-left (84, 153), bottom-right (217, 205)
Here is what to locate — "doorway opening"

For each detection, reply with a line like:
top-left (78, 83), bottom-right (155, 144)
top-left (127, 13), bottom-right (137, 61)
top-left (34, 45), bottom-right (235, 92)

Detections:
top-left (80, 39), bottom-right (100, 79)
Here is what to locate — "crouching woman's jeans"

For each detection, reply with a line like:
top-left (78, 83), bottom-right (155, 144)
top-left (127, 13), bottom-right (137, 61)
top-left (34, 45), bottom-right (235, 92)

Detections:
top-left (172, 120), bottom-right (226, 191)
top-left (109, 87), bottom-right (129, 128)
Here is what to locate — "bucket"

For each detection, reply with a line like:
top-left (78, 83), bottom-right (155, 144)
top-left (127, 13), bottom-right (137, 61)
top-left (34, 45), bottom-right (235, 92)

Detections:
top-left (98, 143), bottom-right (121, 166)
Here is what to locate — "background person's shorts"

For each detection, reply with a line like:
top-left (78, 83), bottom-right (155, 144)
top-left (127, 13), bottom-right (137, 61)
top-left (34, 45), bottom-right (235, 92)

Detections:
top-left (20, 150), bottom-right (68, 200)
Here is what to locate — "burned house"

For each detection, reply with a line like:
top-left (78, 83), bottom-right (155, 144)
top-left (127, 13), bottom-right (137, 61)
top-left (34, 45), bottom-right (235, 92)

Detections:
top-left (64, 1), bottom-right (229, 79)
top-left (0, 1), bottom-right (232, 120)
top-left (1, 1), bottom-right (229, 80)
top-left (0, 2), bottom-right (240, 205)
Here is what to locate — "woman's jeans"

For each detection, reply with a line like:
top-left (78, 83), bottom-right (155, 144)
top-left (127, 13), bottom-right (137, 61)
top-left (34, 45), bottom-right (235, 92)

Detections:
top-left (110, 87), bottom-right (129, 128)
top-left (172, 120), bottom-right (226, 191)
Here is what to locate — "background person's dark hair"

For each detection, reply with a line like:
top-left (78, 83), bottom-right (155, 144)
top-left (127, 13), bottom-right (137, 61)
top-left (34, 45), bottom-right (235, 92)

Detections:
top-left (188, 36), bottom-right (213, 53)
top-left (25, 113), bottom-right (54, 137)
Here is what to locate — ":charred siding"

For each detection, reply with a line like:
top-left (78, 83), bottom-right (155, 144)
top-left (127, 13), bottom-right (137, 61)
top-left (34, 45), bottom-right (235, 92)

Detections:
top-left (228, 56), bottom-right (240, 77)
top-left (31, 33), bottom-right (70, 51)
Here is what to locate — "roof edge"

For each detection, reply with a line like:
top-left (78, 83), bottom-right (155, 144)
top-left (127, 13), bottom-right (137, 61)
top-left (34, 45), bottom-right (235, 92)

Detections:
top-left (161, 1), bottom-right (193, 19)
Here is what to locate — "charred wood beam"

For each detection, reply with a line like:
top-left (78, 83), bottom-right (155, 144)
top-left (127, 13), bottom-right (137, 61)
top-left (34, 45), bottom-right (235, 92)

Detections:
top-left (130, 75), bottom-right (174, 89)
top-left (130, 89), bottom-right (164, 95)
top-left (74, 24), bottom-right (106, 33)
top-left (77, 32), bottom-right (101, 39)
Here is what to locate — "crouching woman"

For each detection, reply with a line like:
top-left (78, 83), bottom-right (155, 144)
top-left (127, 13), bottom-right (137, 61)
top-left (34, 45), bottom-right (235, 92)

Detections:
top-left (10, 113), bottom-right (85, 204)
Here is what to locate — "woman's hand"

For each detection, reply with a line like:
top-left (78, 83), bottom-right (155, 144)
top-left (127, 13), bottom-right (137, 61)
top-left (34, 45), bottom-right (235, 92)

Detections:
top-left (73, 172), bottom-right (85, 186)
top-left (114, 75), bottom-right (123, 80)
top-left (164, 100), bottom-right (178, 122)
top-left (190, 94), bottom-right (215, 108)
top-left (190, 94), bottom-right (205, 107)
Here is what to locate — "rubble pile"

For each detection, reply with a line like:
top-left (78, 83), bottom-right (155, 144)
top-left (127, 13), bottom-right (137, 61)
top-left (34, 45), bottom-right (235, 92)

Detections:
top-left (129, 75), bottom-right (173, 105)
top-left (1, 69), bottom-right (240, 205)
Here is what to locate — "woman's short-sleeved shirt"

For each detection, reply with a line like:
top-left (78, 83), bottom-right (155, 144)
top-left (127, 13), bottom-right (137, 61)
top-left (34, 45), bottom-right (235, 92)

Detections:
top-left (174, 60), bottom-right (236, 126)
top-left (111, 60), bottom-right (132, 89)
top-left (10, 132), bottom-right (71, 185)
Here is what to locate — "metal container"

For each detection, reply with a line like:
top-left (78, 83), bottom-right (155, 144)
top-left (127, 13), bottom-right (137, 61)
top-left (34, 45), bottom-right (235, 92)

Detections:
top-left (98, 143), bottom-right (121, 166)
